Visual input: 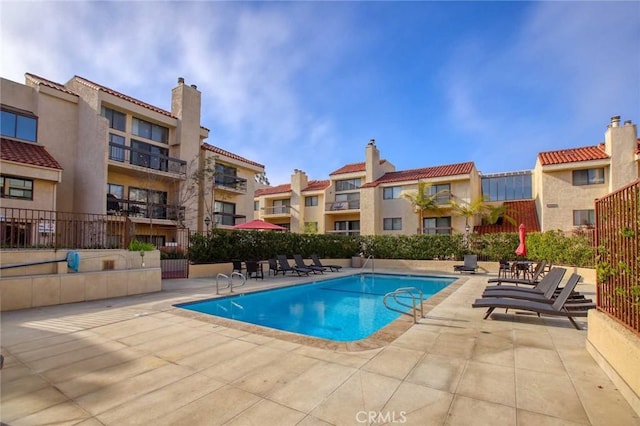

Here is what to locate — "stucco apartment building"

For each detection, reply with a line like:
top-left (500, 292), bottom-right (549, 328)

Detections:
top-left (255, 116), bottom-right (639, 236)
top-left (1, 74), bottom-right (264, 247)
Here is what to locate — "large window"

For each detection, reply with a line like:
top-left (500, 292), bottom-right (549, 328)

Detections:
top-left (335, 178), bottom-right (361, 192)
top-left (305, 196), bottom-right (318, 207)
top-left (383, 186), bottom-right (402, 200)
top-left (573, 169), bottom-right (605, 186)
top-left (429, 183), bottom-right (451, 204)
top-left (1, 109), bottom-right (37, 142)
top-left (334, 220), bottom-right (360, 235)
top-left (132, 117), bottom-right (168, 144)
top-left (573, 210), bottom-right (595, 227)
top-left (423, 217), bottom-right (451, 234)
top-left (383, 217), bottom-right (402, 231)
top-left (130, 140), bottom-right (169, 171)
top-left (215, 201), bottom-right (236, 226)
top-left (482, 172), bottom-right (532, 201)
top-left (108, 134), bottom-right (126, 162)
top-left (0, 176), bottom-right (33, 200)
top-left (272, 199), bottom-right (290, 214)
top-left (334, 192), bottom-right (360, 209)
top-left (128, 187), bottom-right (167, 219)
top-left (101, 107), bottom-right (126, 131)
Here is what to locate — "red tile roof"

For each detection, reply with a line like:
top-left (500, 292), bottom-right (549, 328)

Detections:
top-left (255, 183), bottom-right (292, 196)
top-left (303, 179), bottom-right (330, 192)
top-left (474, 200), bottom-right (540, 234)
top-left (538, 145), bottom-right (609, 166)
top-left (361, 162), bottom-right (475, 188)
top-left (329, 160), bottom-right (387, 176)
top-left (25, 73), bottom-right (77, 96)
top-left (202, 143), bottom-right (264, 169)
top-left (1, 138), bottom-right (63, 170)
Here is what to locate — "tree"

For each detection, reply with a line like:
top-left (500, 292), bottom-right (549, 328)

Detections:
top-left (400, 181), bottom-right (447, 234)
top-left (450, 196), bottom-right (488, 231)
top-left (482, 203), bottom-right (517, 227)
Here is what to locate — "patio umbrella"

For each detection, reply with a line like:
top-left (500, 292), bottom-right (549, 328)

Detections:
top-left (515, 223), bottom-right (527, 257)
top-left (231, 219), bottom-right (287, 231)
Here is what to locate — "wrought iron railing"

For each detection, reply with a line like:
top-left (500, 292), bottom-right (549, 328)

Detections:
top-left (325, 200), bottom-right (360, 211)
top-left (214, 174), bottom-right (247, 192)
top-left (595, 179), bottom-right (639, 334)
top-left (107, 198), bottom-right (184, 221)
top-left (263, 205), bottom-right (291, 215)
top-left (108, 143), bottom-right (187, 176)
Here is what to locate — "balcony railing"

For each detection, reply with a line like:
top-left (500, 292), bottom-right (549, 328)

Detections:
top-left (264, 205), bottom-right (291, 215)
top-left (213, 212), bottom-right (247, 227)
top-left (107, 197), bottom-right (184, 221)
top-left (108, 143), bottom-right (187, 177)
top-left (326, 229), bottom-right (361, 236)
top-left (326, 200), bottom-right (360, 211)
top-left (214, 174), bottom-right (247, 192)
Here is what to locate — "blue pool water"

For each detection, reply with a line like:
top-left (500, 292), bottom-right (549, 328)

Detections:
top-left (176, 273), bottom-right (454, 342)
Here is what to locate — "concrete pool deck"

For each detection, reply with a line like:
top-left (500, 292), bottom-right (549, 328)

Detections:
top-left (1, 268), bottom-right (638, 425)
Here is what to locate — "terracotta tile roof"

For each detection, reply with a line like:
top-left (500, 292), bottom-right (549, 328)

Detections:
top-left (329, 160), bottom-right (387, 176)
top-left (25, 73), bottom-right (77, 96)
top-left (1, 138), bottom-right (63, 170)
top-left (538, 145), bottom-right (609, 166)
top-left (474, 200), bottom-right (540, 234)
top-left (202, 143), bottom-right (264, 169)
top-left (255, 183), bottom-right (291, 197)
top-left (361, 162), bottom-right (475, 188)
top-left (303, 179), bottom-right (330, 192)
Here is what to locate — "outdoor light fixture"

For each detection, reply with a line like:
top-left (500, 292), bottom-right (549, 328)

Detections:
top-left (204, 216), bottom-right (211, 234)
top-left (465, 224), bottom-right (470, 233)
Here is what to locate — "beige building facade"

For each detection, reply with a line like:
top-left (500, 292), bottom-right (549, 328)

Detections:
top-left (1, 74), bottom-right (264, 246)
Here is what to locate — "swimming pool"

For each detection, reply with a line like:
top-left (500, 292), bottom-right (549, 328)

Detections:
top-left (176, 273), bottom-right (455, 342)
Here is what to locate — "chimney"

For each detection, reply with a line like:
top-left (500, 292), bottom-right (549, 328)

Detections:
top-left (365, 139), bottom-right (383, 183)
top-left (611, 115), bottom-right (621, 127)
top-left (178, 77), bottom-right (185, 84)
top-left (624, 120), bottom-right (632, 126)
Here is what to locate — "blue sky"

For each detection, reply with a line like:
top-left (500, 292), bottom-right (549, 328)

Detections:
top-left (2, 1), bottom-right (639, 185)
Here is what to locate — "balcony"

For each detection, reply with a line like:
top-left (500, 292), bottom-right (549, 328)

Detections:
top-left (325, 199), bottom-right (360, 213)
top-left (263, 205), bottom-right (291, 217)
top-left (213, 212), bottom-right (247, 227)
top-left (108, 143), bottom-right (187, 178)
top-left (214, 174), bottom-right (247, 193)
top-left (106, 196), bottom-right (184, 222)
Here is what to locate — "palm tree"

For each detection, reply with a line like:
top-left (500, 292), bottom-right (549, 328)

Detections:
top-left (400, 181), bottom-right (446, 234)
top-left (450, 196), bottom-right (488, 232)
top-left (483, 203), bottom-right (517, 227)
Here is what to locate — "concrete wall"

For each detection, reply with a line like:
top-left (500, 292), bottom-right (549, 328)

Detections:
top-left (587, 310), bottom-right (640, 416)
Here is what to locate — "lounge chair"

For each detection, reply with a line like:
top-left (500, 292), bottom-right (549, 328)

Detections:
top-left (293, 254), bottom-right (324, 274)
top-left (267, 258), bottom-right (281, 276)
top-left (311, 254), bottom-right (342, 272)
top-left (454, 254), bottom-right (478, 273)
top-left (482, 272), bottom-right (591, 304)
top-left (484, 266), bottom-right (564, 293)
top-left (245, 260), bottom-right (264, 280)
top-left (486, 260), bottom-right (546, 286)
top-left (277, 255), bottom-right (312, 276)
top-left (472, 272), bottom-right (595, 329)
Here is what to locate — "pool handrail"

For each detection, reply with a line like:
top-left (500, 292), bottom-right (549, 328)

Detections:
top-left (216, 272), bottom-right (247, 294)
top-left (383, 286), bottom-right (424, 323)
top-left (230, 271), bottom-right (247, 292)
top-left (361, 255), bottom-right (374, 274)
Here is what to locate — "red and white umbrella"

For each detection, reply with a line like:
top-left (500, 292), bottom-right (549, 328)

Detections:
top-left (231, 219), bottom-right (287, 231)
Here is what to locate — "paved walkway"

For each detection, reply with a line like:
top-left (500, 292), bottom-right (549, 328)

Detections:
top-left (1, 269), bottom-right (638, 425)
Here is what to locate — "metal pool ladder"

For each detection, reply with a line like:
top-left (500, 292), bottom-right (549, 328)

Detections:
top-left (361, 255), bottom-right (374, 274)
top-left (383, 287), bottom-right (424, 323)
top-left (216, 272), bottom-right (247, 294)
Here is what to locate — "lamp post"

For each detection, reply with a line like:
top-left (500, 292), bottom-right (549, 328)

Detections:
top-left (204, 216), bottom-right (211, 235)
top-left (465, 223), bottom-right (470, 248)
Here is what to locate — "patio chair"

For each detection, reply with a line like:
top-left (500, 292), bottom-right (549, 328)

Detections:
top-left (245, 260), bottom-right (264, 280)
top-left (453, 254), bottom-right (478, 273)
top-left (277, 255), bottom-right (312, 276)
top-left (267, 258), bottom-right (282, 276)
top-left (293, 254), bottom-right (324, 274)
top-left (483, 267), bottom-right (565, 293)
top-left (482, 272), bottom-right (591, 304)
top-left (311, 254), bottom-right (342, 272)
top-left (498, 259), bottom-right (511, 279)
top-left (487, 261), bottom-right (546, 286)
top-left (232, 260), bottom-right (244, 274)
top-left (471, 272), bottom-right (595, 329)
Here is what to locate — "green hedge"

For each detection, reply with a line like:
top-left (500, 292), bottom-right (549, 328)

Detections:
top-left (188, 230), bottom-right (595, 268)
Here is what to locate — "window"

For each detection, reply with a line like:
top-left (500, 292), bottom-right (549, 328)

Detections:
top-left (383, 217), bottom-right (402, 231)
top-left (215, 201), bottom-right (236, 226)
top-left (335, 178), bottom-right (361, 192)
top-left (573, 169), bottom-right (605, 186)
top-left (429, 183), bottom-right (451, 204)
top-left (132, 117), bottom-right (168, 143)
top-left (0, 176), bottom-right (33, 200)
top-left (1, 109), bottom-right (37, 142)
top-left (108, 134), bottom-right (126, 162)
top-left (130, 140), bottom-right (169, 171)
top-left (573, 210), bottom-right (595, 227)
top-left (334, 192), bottom-right (360, 209)
top-left (482, 172), bottom-right (532, 201)
top-left (106, 183), bottom-right (124, 213)
top-left (106, 183), bottom-right (124, 199)
top-left (128, 187), bottom-right (167, 219)
top-left (254, 200), bottom-right (259, 211)
top-left (214, 164), bottom-right (246, 190)
top-left (423, 217), bottom-right (451, 234)
top-left (383, 186), bottom-right (402, 199)
top-left (101, 107), bottom-right (126, 131)
top-left (305, 196), bottom-right (318, 207)
top-left (272, 199), bottom-right (290, 214)
top-left (334, 220), bottom-right (360, 235)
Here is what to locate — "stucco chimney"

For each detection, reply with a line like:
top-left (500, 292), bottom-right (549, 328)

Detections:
top-left (611, 115), bottom-right (621, 127)
top-left (178, 77), bottom-right (185, 84)
top-left (365, 139), bottom-right (384, 183)
top-left (291, 169), bottom-right (308, 194)
top-left (624, 120), bottom-right (632, 126)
